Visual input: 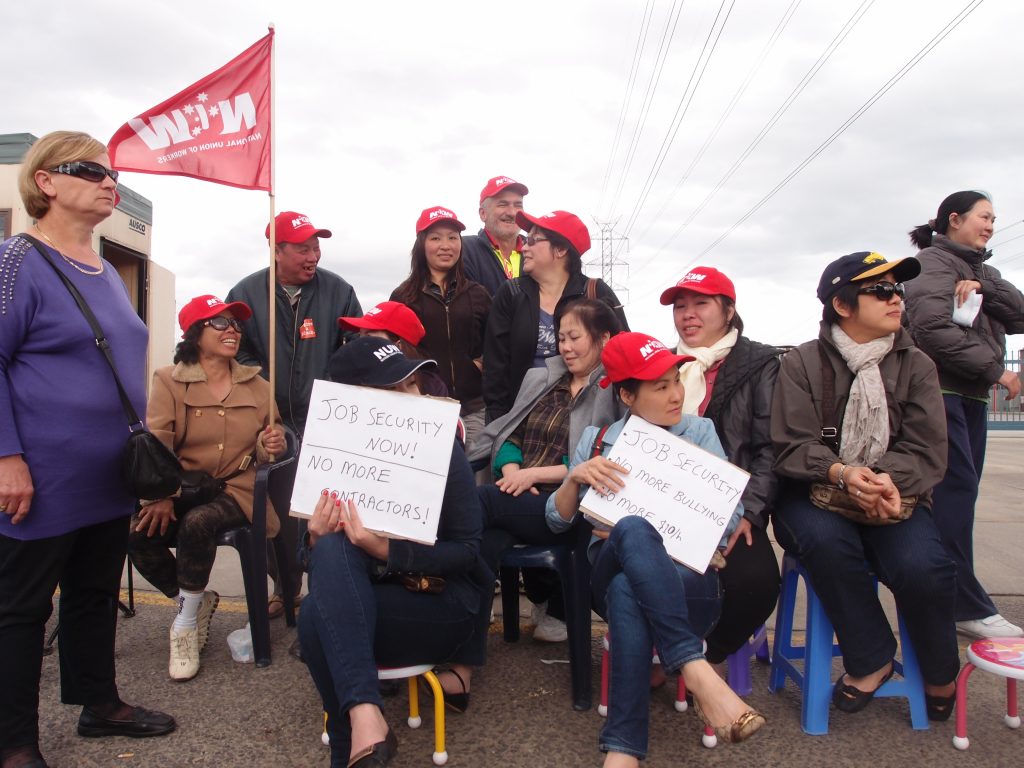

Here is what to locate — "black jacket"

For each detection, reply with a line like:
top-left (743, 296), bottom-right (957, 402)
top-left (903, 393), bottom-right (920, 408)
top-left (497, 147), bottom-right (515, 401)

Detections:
top-left (226, 268), bottom-right (361, 435)
top-left (390, 277), bottom-right (491, 412)
top-left (904, 234), bottom-right (1024, 398)
top-left (702, 336), bottom-right (782, 528)
top-left (462, 229), bottom-right (516, 298)
top-left (482, 272), bottom-right (628, 422)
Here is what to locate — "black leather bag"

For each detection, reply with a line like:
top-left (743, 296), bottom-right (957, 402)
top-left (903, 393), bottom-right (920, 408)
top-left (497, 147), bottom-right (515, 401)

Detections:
top-left (176, 469), bottom-right (226, 509)
top-left (21, 233), bottom-right (184, 499)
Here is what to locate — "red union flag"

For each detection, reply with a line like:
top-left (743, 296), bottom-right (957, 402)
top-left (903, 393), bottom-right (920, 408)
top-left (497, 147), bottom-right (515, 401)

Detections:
top-left (108, 31), bottom-right (273, 191)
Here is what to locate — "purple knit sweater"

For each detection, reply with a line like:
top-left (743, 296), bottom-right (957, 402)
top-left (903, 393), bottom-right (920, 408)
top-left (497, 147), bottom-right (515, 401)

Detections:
top-left (0, 236), bottom-right (148, 540)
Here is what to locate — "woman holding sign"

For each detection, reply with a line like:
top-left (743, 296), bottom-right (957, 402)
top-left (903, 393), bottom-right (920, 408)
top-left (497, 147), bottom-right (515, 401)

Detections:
top-left (298, 337), bottom-right (492, 768)
top-left (772, 252), bottom-right (958, 720)
top-left (548, 332), bottom-right (765, 766)
top-left (659, 267), bottom-right (783, 671)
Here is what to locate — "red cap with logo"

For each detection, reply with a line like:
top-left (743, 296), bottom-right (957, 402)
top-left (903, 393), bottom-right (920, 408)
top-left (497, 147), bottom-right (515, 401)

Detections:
top-left (337, 301), bottom-right (426, 346)
top-left (479, 175), bottom-right (529, 204)
top-left (598, 332), bottom-right (695, 389)
top-left (516, 210), bottom-right (592, 256)
top-left (659, 266), bottom-right (736, 305)
top-left (415, 206), bottom-right (466, 234)
top-left (265, 211), bottom-right (333, 244)
top-left (178, 294), bottom-right (252, 335)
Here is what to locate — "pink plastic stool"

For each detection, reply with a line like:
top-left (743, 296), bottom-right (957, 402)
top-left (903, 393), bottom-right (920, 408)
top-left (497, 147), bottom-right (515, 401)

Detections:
top-left (953, 637), bottom-right (1024, 750)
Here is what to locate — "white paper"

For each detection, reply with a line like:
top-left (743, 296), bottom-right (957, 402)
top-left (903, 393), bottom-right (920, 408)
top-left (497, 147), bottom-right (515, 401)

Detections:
top-left (952, 290), bottom-right (983, 328)
top-left (289, 380), bottom-right (461, 545)
top-left (580, 415), bottom-right (749, 573)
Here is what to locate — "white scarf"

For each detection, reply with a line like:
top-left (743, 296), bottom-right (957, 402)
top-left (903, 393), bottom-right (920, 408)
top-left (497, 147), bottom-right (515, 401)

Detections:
top-left (829, 324), bottom-right (893, 467)
top-left (677, 328), bottom-right (739, 414)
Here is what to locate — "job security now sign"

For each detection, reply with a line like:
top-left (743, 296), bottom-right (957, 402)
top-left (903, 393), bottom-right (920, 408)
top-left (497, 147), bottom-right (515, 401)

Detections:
top-left (290, 380), bottom-right (461, 545)
top-left (580, 415), bottom-right (749, 573)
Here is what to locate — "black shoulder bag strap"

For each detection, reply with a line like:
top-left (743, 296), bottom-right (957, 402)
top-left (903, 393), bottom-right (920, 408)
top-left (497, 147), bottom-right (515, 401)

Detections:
top-left (817, 340), bottom-right (840, 454)
top-left (19, 233), bottom-right (144, 431)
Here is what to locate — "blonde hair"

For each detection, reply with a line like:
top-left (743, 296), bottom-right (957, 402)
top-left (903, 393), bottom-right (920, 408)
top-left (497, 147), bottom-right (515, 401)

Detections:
top-left (18, 131), bottom-right (108, 219)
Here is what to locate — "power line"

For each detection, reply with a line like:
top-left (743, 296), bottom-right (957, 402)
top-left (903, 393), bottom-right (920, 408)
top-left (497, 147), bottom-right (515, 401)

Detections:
top-left (637, 0), bottom-right (985, 300)
top-left (989, 230), bottom-right (1024, 251)
top-left (993, 218), bottom-right (1024, 236)
top-left (597, 0), bottom-right (656, 214)
top-left (605, 0), bottom-right (687, 219)
top-left (620, 0), bottom-right (736, 237)
top-left (634, 0), bottom-right (803, 244)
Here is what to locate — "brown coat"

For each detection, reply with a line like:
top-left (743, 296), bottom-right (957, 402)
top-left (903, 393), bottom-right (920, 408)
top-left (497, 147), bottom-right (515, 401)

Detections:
top-left (771, 324), bottom-right (947, 505)
top-left (147, 360), bottom-right (282, 536)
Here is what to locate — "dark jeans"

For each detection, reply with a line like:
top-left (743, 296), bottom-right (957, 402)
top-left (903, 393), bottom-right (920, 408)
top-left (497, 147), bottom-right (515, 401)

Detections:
top-left (591, 516), bottom-right (722, 760)
top-left (478, 485), bottom-right (573, 620)
top-left (128, 493), bottom-right (247, 596)
top-left (298, 533), bottom-right (480, 767)
top-left (931, 394), bottom-right (997, 621)
top-left (705, 522), bottom-right (780, 663)
top-left (773, 490), bottom-right (960, 686)
top-left (0, 516), bottom-right (127, 753)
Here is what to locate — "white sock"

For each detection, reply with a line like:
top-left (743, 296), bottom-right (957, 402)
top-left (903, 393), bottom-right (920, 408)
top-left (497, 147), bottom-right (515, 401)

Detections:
top-left (172, 589), bottom-right (204, 631)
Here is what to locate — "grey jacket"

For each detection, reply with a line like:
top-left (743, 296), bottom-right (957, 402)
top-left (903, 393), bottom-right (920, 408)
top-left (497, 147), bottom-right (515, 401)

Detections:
top-left (904, 235), bottom-right (1024, 398)
top-left (467, 355), bottom-right (620, 471)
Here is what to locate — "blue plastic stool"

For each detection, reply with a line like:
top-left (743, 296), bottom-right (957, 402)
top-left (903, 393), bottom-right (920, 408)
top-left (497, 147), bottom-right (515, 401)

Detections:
top-left (769, 553), bottom-right (929, 734)
top-left (727, 625), bottom-right (770, 697)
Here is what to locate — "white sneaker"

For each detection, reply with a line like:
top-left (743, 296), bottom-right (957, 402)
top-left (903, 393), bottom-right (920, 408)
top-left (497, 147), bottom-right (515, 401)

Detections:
top-left (531, 602), bottom-right (568, 643)
top-left (195, 590), bottom-right (220, 652)
top-left (956, 614), bottom-right (1024, 639)
top-left (169, 627), bottom-right (200, 681)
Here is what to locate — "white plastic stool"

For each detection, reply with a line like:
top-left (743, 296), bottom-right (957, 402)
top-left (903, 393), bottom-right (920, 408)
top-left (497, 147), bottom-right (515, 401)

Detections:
top-left (953, 638), bottom-right (1024, 750)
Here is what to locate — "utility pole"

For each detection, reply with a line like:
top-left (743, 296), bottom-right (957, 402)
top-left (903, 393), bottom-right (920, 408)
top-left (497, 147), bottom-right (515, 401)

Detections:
top-left (589, 218), bottom-right (630, 300)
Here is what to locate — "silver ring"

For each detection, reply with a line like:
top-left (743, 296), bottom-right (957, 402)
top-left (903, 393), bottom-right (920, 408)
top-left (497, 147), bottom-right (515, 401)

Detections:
top-left (856, 490), bottom-right (863, 498)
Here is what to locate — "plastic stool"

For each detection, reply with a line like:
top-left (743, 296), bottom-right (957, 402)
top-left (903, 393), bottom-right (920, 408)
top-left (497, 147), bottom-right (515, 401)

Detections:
top-left (322, 664), bottom-right (448, 766)
top-left (726, 625), bottom-right (770, 697)
top-left (953, 638), bottom-right (1024, 750)
top-left (769, 553), bottom-right (928, 734)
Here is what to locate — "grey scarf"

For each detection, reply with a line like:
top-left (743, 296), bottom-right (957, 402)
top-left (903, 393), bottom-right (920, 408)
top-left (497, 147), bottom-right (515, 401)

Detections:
top-left (829, 325), bottom-right (893, 467)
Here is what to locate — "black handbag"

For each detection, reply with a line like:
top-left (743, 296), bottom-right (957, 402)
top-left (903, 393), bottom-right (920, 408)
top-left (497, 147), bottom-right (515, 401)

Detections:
top-left (21, 234), bottom-right (183, 499)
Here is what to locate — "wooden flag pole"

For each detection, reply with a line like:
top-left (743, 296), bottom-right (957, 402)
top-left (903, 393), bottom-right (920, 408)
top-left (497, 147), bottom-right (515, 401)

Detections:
top-left (267, 22), bottom-right (278, 428)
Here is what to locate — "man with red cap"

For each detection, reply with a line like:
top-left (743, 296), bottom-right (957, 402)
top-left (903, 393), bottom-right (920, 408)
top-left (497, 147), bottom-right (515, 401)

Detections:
top-left (461, 175), bottom-right (530, 297)
top-left (226, 210), bottom-right (362, 618)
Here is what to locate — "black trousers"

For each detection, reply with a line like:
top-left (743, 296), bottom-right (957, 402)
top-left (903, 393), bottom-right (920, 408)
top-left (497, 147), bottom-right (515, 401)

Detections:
top-left (265, 458), bottom-right (306, 597)
top-left (0, 516), bottom-right (127, 752)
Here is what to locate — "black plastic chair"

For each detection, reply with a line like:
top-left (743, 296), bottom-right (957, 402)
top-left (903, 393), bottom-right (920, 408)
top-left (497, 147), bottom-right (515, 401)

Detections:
top-left (216, 427), bottom-right (298, 667)
top-left (498, 521), bottom-right (594, 710)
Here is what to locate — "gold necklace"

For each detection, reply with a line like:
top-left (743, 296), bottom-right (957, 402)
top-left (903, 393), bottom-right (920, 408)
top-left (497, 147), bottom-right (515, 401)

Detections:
top-left (36, 227), bottom-right (103, 276)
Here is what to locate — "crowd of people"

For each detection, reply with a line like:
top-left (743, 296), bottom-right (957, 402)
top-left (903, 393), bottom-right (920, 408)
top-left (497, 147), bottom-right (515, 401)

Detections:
top-left (2, 130), bottom-right (1023, 768)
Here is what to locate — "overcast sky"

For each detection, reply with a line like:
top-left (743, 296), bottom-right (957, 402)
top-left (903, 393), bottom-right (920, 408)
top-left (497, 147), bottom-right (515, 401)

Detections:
top-left (5, 0), bottom-right (1024, 358)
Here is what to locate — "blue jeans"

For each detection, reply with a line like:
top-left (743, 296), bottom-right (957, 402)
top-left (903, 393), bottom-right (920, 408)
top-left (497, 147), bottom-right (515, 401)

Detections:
top-left (931, 394), bottom-right (997, 620)
top-left (298, 533), bottom-right (478, 767)
top-left (590, 516), bottom-right (722, 760)
top-left (773, 489), bottom-right (959, 686)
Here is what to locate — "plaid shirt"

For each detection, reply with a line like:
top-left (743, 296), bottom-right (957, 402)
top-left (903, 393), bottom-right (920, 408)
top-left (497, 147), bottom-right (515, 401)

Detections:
top-left (509, 373), bottom-right (573, 492)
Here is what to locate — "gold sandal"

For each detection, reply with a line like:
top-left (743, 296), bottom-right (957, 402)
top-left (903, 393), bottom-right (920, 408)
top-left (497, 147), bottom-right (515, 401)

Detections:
top-left (693, 699), bottom-right (766, 744)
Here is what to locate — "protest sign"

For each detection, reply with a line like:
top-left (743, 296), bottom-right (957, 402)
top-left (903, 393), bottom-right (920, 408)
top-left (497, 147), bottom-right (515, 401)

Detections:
top-left (580, 415), bottom-right (749, 573)
top-left (290, 380), bottom-right (461, 545)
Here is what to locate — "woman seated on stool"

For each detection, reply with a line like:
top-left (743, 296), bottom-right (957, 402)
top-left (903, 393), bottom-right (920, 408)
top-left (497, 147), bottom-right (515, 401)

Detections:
top-left (469, 297), bottom-right (622, 642)
top-left (298, 337), bottom-right (492, 768)
top-left (129, 295), bottom-right (285, 682)
top-left (548, 332), bottom-right (765, 767)
top-left (771, 252), bottom-right (959, 720)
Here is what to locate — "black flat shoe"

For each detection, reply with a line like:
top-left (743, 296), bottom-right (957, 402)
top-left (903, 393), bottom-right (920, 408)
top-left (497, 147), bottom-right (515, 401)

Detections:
top-left (347, 729), bottom-right (397, 768)
top-left (832, 665), bottom-right (895, 714)
top-left (78, 705), bottom-right (177, 738)
top-left (421, 668), bottom-right (470, 714)
top-left (926, 691), bottom-right (957, 721)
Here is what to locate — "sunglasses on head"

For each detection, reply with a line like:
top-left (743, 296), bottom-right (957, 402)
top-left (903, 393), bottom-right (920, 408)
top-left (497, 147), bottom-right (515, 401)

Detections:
top-left (204, 316), bottom-right (243, 332)
top-left (49, 161), bottom-right (119, 184)
top-left (525, 235), bottom-right (549, 246)
top-left (857, 281), bottom-right (906, 300)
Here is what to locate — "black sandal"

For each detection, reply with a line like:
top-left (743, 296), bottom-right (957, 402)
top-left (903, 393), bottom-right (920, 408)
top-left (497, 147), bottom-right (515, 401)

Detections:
top-left (832, 664), bottom-right (894, 713)
top-left (421, 668), bottom-right (470, 714)
top-left (926, 691), bottom-right (956, 721)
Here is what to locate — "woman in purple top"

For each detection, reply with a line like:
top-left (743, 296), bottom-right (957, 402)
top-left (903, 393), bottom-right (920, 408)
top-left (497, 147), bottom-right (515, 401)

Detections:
top-left (0, 131), bottom-right (175, 768)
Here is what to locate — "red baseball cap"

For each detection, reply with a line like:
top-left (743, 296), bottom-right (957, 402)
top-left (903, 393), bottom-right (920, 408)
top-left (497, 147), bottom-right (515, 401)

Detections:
top-left (479, 175), bottom-right (529, 204)
top-left (598, 332), bottom-right (695, 389)
top-left (415, 206), bottom-right (466, 234)
top-left (178, 294), bottom-right (252, 335)
top-left (265, 211), bottom-right (333, 244)
top-left (659, 266), bottom-right (736, 305)
top-left (338, 301), bottom-right (426, 346)
top-left (516, 210), bottom-right (592, 256)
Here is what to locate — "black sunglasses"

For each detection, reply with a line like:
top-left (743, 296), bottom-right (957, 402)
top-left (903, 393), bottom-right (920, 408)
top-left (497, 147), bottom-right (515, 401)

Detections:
top-left (49, 161), bottom-right (119, 184)
top-left (204, 316), bottom-right (243, 332)
top-left (857, 281), bottom-right (906, 301)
